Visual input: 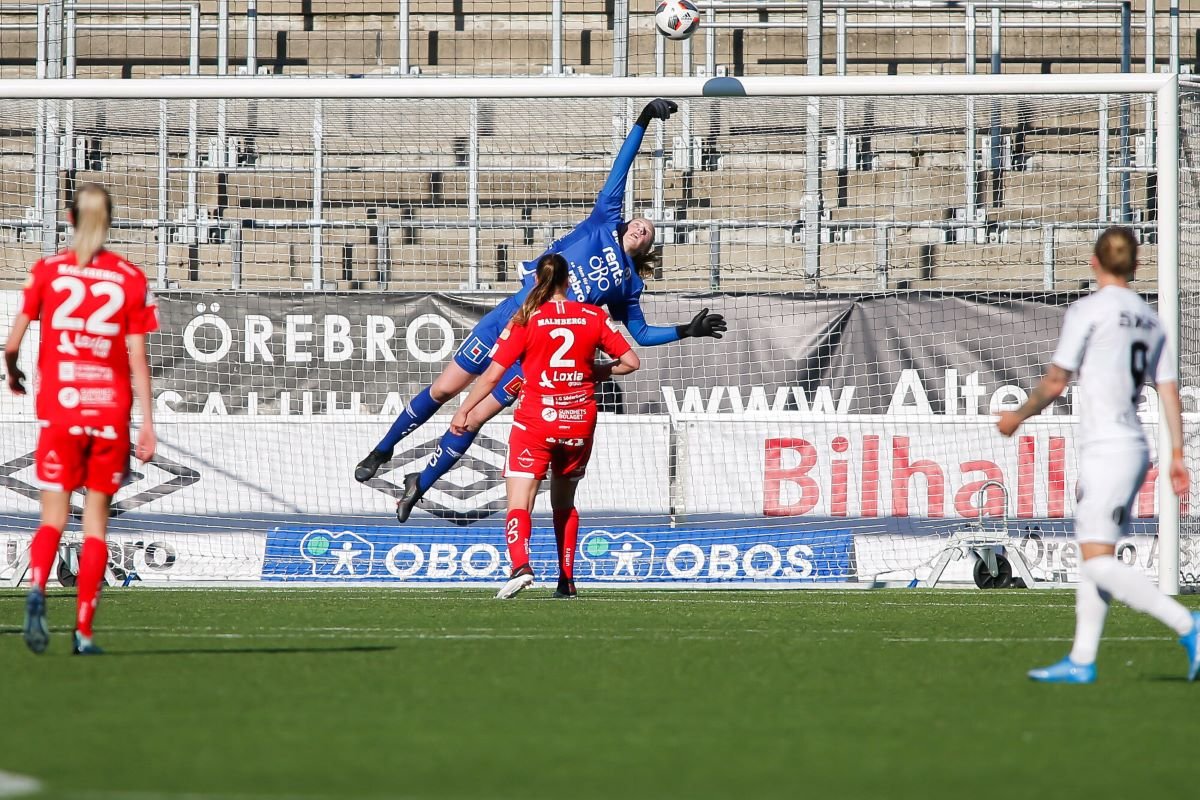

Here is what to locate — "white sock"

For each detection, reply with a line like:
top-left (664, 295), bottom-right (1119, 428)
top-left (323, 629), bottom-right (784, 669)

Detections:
top-left (1081, 556), bottom-right (1194, 636)
top-left (1069, 574), bottom-right (1110, 664)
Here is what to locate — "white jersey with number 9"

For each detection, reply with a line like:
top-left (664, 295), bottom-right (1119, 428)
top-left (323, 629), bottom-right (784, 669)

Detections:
top-left (1051, 284), bottom-right (1175, 449)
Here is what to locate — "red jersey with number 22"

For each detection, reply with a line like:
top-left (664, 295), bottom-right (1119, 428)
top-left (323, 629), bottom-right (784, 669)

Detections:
top-left (20, 249), bottom-right (159, 428)
top-left (491, 300), bottom-right (631, 435)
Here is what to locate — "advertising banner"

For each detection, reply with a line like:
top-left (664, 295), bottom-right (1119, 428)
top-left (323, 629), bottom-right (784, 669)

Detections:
top-left (0, 530), bottom-right (265, 584)
top-left (3, 289), bottom-right (1195, 586)
top-left (262, 524), bottom-right (854, 585)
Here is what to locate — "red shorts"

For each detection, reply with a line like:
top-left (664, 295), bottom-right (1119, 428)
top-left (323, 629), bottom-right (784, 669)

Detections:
top-left (35, 422), bottom-right (130, 495)
top-left (505, 420), bottom-right (596, 482)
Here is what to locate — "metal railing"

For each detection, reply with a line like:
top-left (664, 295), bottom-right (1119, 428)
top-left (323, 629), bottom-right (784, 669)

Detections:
top-left (0, 5), bottom-right (1187, 289)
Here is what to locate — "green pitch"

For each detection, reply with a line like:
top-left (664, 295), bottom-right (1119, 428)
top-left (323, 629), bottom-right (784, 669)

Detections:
top-left (1, 588), bottom-right (1196, 800)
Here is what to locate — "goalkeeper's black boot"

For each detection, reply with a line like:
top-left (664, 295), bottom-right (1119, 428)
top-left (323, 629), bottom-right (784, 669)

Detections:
top-left (354, 448), bottom-right (392, 483)
top-left (553, 577), bottom-right (577, 599)
top-left (396, 473), bottom-right (425, 524)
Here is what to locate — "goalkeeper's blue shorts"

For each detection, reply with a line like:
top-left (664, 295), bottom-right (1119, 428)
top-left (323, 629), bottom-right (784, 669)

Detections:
top-left (452, 294), bottom-right (525, 407)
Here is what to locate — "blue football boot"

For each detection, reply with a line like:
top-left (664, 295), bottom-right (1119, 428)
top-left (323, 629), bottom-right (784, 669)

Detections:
top-left (1027, 657), bottom-right (1096, 684)
top-left (1178, 611), bottom-right (1200, 682)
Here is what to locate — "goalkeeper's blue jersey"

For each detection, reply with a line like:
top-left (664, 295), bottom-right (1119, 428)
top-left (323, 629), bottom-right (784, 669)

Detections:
top-left (513, 118), bottom-right (651, 324)
top-left (515, 211), bottom-right (646, 314)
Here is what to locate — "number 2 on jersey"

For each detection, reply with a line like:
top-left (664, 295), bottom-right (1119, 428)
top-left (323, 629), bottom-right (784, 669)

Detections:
top-left (1129, 341), bottom-right (1149, 403)
top-left (549, 327), bottom-right (575, 367)
top-left (49, 276), bottom-right (125, 336)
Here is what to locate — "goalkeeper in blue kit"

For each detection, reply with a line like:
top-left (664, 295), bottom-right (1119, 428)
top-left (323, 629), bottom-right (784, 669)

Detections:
top-left (355, 98), bottom-right (727, 522)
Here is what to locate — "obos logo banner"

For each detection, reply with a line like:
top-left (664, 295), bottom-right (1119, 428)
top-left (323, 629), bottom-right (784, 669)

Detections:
top-left (262, 525), bottom-right (853, 583)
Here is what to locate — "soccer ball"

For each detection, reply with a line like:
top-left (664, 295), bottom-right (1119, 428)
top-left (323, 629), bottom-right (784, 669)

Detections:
top-left (655, 0), bottom-right (700, 41)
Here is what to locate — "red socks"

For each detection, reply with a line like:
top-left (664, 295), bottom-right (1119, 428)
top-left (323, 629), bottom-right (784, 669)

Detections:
top-left (505, 509), bottom-right (532, 573)
top-left (75, 538), bottom-right (107, 638)
top-left (28, 525), bottom-right (63, 591)
top-left (553, 508), bottom-right (579, 581)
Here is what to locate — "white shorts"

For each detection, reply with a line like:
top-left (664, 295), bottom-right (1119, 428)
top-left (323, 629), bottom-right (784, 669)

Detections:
top-left (1074, 444), bottom-right (1149, 544)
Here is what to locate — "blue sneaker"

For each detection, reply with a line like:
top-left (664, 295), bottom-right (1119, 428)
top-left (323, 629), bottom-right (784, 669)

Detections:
top-left (1179, 611), bottom-right (1200, 682)
top-left (22, 588), bottom-right (49, 655)
top-left (1028, 657), bottom-right (1096, 684)
top-left (71, 632), bottom-right (104, 656)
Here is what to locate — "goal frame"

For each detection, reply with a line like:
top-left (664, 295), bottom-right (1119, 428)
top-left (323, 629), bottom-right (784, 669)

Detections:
top-left (0, 73), bottom-right (1183, 592)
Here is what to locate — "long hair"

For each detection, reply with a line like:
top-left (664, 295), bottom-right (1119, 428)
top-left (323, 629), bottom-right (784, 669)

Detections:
top-left (630, 247), bottom-right (658, 279)
top-left (514, 253), bottom-right (570, 325)
top-left (1094, 225), bottom-right (1138, 279)
top-left (71, 183), bottom-right (113, 267)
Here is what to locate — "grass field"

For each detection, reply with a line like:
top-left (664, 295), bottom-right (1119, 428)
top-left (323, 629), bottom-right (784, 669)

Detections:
top-left (1, 587), bottom-right (1196, 800)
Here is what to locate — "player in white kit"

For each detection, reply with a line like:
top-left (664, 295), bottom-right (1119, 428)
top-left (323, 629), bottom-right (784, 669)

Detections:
top-left (997, 226), bottom-right (1200, 684)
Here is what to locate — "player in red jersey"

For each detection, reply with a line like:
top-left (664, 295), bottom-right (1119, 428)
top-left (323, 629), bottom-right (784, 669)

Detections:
top-left (4, 183), bottom-right (159, 655)
top-left (451, 253), bottom-right (640, 599)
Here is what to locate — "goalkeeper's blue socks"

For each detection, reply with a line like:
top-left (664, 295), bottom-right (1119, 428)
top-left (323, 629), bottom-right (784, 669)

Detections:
top-left (418, 428), bottom-right (478, 493)
top-left (378, 387), bottom-right (443, 452)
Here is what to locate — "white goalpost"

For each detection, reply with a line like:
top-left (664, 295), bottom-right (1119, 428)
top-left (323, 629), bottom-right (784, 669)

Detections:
top-left (0, 73), bottom-right (1191, 591)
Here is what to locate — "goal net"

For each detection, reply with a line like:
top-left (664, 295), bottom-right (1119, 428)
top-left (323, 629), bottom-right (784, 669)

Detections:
top-left (0, 76), bottom-right (1190, 588)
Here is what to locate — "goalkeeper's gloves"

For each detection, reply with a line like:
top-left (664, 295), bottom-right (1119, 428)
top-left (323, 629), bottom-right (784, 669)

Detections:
top-left (637, 99), bottom-right (679, 126)
top-left (4, 352), bottom-right (25, 395)
top-left (676, 308), bottom-right (727, 340)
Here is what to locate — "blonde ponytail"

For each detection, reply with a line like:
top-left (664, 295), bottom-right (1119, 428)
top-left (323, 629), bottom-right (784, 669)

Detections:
top-left (71, 183), bottom-right (112, 267)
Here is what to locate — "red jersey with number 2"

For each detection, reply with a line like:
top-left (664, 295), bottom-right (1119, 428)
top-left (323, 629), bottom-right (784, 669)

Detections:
top-left (20, 249), bottom-right (159, 428)
top-left (491, 300), bottom-right (631, 435)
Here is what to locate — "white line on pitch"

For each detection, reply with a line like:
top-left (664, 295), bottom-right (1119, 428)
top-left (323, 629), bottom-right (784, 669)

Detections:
top-left (886, 635), bottom-right (1170, 643)
top-left (0, 770), bottom-right (41, 798)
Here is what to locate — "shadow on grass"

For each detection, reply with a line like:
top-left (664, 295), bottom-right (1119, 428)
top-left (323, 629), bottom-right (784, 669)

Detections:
top-left (107, 644), bottom-right (398, 657)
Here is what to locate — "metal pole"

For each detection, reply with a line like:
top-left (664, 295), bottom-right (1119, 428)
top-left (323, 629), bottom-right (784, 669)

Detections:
top-left (836, 6), bottom-right (846, 171)
top-left (652, 31), bottom-right (666, 231)
top-left (41, 99), bottom-right (61, 255)
top-left (311, 99), bottom-right (323, 288)
top-left (804, 0), bottom-right (821, 278)
top-left (1155, 76), bottom-right (1181, 595)
top-left (1146, 0), bottom-right (1156, 73)
top-left (1170, 0), bottom-right (1179, 74)
top-left (874, 224), bottom-right (888, 289)
top-left (1041, 224), bottom-right (1054, 290)
top-left (64, 3), bottom-right (74, 171)
top-left (42, 0), bottom-right (64, 255)
top-left (612, 0), bottom-right (629, 77)
top-left (965, 1), bottom-right (977, 229)
top-left (1146, 0), bottom-right (1156, 181)
top-left (377, 221), bottom-right (390, 287)
top-left (623, 97), bottom-right (634, 223)
top-left (157, 100), bottom-right (169, 286)
top-left (217, 0), bottom-right (228, 167)
top-left (187, 4), bottom-right (199, 243)
top-left (34, 5), bottom-right (46, 235)
top-left (230, 225), bottom-right (242, 289)
top-left (989, 7), bottom-right (1001, 209)
top-left (1099, 95), bottom-right (1110, 222)
top-left (551, 0), bottom-right (563, 75)
top-left (65, 5), bottom-right (75, 76)
top-left (708, 223), bottom-right (720, 289)
top-left (705, 1), bottom-right (716, 76)
top-left (246, 0), bottom-right (257, 74)
top-left (399, 0), bottom-right (410, 74)
top-left (467, 98), bottom-right (480, 289)
top-left (1120, 0), bottom-right (1131, 222)
top-left (47, 0), bottom-right (63, 77)
top-left (681, 35), bottom-right (693, 172)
